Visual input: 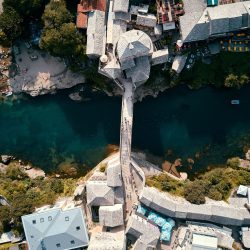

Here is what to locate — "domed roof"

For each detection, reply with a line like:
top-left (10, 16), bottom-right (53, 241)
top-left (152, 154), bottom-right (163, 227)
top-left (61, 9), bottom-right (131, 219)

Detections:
top-left (116, 30), bottom-right (153, 63)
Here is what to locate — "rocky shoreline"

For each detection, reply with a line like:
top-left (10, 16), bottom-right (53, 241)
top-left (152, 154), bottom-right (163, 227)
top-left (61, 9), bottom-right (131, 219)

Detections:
top-left (0, 154), bottom-right (45, 179)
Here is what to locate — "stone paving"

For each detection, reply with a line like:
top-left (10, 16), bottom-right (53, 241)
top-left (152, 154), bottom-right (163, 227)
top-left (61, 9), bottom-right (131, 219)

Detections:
top-left (119, 79), bottom-right (138, 220)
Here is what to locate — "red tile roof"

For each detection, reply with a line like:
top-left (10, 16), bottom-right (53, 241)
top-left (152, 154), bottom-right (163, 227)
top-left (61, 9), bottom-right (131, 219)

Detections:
top-left (78, 0), bottom-right (106, 13)
top-left (76, 12), bottom-right (88, 29)
top-left (76, 0), bottom-right (106, 29)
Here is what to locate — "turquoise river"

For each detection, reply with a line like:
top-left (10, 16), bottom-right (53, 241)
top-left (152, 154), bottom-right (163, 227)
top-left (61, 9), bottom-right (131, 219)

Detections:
top-left (1, 85), bottom-right (250, 174)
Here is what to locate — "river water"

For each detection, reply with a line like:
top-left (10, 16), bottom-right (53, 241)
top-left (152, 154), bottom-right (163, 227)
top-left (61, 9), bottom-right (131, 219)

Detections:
top-left (1, 85), bottom-right (250, 173)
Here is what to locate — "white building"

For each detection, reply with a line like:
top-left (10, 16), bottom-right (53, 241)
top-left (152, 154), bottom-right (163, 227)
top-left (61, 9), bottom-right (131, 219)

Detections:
top-left (21, 201), bottom-right (89, 250)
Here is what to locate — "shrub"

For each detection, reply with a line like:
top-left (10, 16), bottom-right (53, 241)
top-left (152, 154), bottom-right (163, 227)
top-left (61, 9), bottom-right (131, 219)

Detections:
top-left (184, 180), bottom-right (207, 204)
top-left (207, 187), bottom-right (223, 200)
top-left (99, 163), bottom-right (107, 173)
top-left (51, 179), bottom-right (64, 193)
top-left (226, 157), bottom-right (240, 168)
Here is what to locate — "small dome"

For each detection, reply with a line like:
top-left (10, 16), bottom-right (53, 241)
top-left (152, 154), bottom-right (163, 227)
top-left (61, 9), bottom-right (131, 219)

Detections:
top-left (100, 55), bottom-right (108, 63)
top-left (176, 40), bottom-right (183, 48)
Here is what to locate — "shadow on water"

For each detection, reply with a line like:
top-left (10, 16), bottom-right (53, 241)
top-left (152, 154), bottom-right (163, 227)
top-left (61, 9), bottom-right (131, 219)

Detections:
top-left (133, 85), bottom-right (250, 172)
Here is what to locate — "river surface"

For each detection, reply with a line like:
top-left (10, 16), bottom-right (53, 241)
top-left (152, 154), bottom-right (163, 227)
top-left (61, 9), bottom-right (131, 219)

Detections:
top-left (1, 85), bottom-right (250, 173)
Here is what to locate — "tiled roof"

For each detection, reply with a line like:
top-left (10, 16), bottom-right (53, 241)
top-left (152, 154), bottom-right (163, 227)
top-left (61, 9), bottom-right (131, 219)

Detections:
top-left (99, 204), bottom-right (124, 227)
top-left (180, 0), bottom-right (250, 42)
top-left (22, 206), bottom-right (89, 250)
top-left (76, 12), bottom-right (88, 29)
top-left (125, 56), bottom-right (150, 86)
top-left (79, 0), bottom-right (106, 12)
top-left (139, 187), bottom-right (250, 226)
top-left (86, 10), bottom-right (105, 57)
top-left (151, 48), bottom-right (169, 66)
top-left (116, 29), bottom-right (153, 62)
top-left (107, 157), bottom-right (122, 187)
top-left (126, 214), bottom-right (160, 250)
top-left (86, 181), bottom-right (115, 206)
top-left (136, 14), bottom-right (157, 28)
top-left (113, 0), bottom-right (129, 12)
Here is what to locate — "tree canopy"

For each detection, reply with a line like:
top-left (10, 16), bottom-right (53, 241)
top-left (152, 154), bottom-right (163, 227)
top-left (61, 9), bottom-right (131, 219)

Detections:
top-left (224, 73), bottom-right (249, 89)
top-left (3, 0), bottom-right (46, 19)
top-left (0, 6), bottom-right (23, 45)
top-left (0, 162), bottom-right (78, 235)
top-left (42, 0), bottom-right (72, 29)
top-left (40, 0), bottom-right (85, 57)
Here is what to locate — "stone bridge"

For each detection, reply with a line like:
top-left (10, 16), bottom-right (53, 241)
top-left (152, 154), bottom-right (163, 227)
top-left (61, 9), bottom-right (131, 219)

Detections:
top-left (119, 79), bottom-right (138, 220)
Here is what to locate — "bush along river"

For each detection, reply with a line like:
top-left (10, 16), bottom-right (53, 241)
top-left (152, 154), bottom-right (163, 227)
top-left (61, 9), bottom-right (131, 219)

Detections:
top-left (1, 85), bottom-right (250, 174)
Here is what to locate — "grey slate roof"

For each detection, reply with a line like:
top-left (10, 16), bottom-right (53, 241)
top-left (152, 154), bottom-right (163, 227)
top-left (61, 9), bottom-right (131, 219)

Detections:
top-left (172, 55), bottom-right (187, 73)
top-left (99, 204), bottom-right (124, 227)
top-left (114, 186), bottom-right (125, 204)
top-left (113, 12), bottom-right (131, 21)
top-left (116, 30), bottom-right (153, 63)
top-left (107, 157), bottom-right (122, 187)
top-left (120, 58), bottom-right (135, 70)
top-left (22, 206), bottom-right (89, 250)
top-left (180, 0), bottom-right (250, 43)
top-left (113, 0), bottom-right (129, 12)
top-left (86, 181), bottom-right (115, 206)
top-left (86, 10), bottom-right (105, 57)
top-left (126, 214), bottom-right (160, 250)
top-left (151, 48), bottom-right (169, 66)
top-left (112, 19), bottom-right (127, 45)
top-left (136, 14), bottom-right (157, 28)
top-left (101, 59), bottom-right (123, 79)
top-left (125, 56), bottom-right (150, 86)
top-left (187, 204), bottom-right (212, 221)
top-left (139, 187), bottom-right (250, 226)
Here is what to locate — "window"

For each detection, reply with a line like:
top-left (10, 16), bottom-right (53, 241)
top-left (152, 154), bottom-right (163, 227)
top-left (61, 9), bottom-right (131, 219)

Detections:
top-left (32, 220), bottom-right (36, 224)
top-left (48, 216), bottom-right (52, 221)
top-left (40, 218), bottom-right (44, 223)
top-left (70, 240), bottom-right (75, 245)
top-left (76, 226), bottom-right (80, 231)
top-left (65, 216), bottom-right (69, 221)
top-left (56, 243), bottom-right (61, 248)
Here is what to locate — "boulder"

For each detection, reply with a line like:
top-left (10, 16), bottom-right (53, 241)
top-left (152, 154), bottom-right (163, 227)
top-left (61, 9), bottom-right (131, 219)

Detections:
top-left (245, 149), bottom-right (250, 161)
top-left (1, 155), bottom-right (13, 164)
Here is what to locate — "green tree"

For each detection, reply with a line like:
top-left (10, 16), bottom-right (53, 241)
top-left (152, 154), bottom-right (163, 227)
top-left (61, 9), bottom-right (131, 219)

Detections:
top-left (239, 74), bottom-right (249, 87)
top-left (42, 0), bottom-right (72, 29)
top-left (3, 0), bottom-right (45, 18)
top-left (5, 165), bottom-right (27, 180)
top-left (224, 74), bottom-right (249, 89)
top-left (184, 180), bottom-right (207, 204)
top-left (51, 179), bottom-right (64, 193)
top-left (0, 6), bottom-right (23, 44)
top-left (207, 187), bottom-right (223, 200)
top-left (0, 29), bottom-right (9, 46)
top-left (0, 206), bottom-right (11, 233)
top-left (224, 74), bottom-right (238, 88)
top-left (40, 0), bottom-right (85, 57)
top-left (227, 157), bottom-right (240, 168)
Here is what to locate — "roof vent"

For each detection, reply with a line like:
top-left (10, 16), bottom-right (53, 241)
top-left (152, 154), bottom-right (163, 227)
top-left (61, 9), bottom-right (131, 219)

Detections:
top-left (129, 43), bottom-right (134, 50)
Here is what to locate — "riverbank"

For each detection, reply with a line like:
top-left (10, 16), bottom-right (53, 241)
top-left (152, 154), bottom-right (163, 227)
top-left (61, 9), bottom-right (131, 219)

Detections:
top-left (9, 42), bottom-right (85, 97)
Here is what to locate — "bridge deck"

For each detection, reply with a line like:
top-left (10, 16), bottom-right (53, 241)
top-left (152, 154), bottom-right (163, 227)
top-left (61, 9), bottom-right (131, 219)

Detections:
top-left (119, 80), bottom-right (138, 219)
